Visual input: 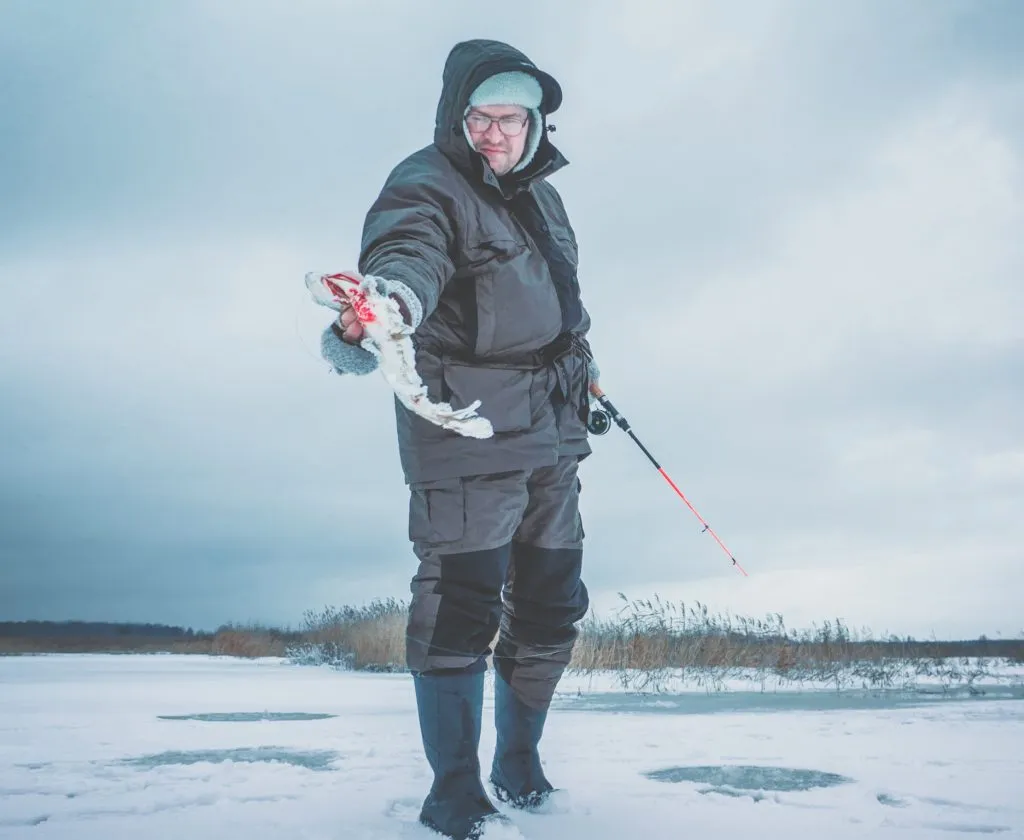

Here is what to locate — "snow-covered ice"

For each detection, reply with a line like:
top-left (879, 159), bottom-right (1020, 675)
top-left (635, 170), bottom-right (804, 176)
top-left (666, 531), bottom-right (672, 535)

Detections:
top-left (1, 654), bottom-right (1022, 838)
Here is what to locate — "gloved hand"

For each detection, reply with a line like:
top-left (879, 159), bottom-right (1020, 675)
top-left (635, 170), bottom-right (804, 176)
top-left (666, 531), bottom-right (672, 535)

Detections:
top-left (320, 320), bottom-right (380, 376)
top-left (317, 273), bottom-right (423, 376)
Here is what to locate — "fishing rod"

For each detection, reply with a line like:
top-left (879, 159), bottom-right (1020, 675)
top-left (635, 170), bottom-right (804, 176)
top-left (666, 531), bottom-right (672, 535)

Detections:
top-left (587, 381), bottom-right (748, 577)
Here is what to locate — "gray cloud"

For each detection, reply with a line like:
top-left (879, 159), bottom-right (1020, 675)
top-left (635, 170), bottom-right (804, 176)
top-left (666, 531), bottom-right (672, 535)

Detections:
top-left (1, 0), bottom-right (1021, 637)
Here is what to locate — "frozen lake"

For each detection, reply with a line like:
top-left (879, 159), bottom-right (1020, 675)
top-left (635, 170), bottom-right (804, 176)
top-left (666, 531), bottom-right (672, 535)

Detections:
top-left (1, 655), bottom-right (1022, 838)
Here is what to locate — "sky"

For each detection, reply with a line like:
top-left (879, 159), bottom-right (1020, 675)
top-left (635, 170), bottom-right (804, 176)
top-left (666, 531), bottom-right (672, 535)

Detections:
top-left (1, 0), bottom-right (1022, 638)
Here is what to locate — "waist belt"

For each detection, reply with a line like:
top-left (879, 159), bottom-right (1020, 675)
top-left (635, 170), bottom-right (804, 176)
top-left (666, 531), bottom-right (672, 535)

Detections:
top-left (428, 332), bottom-right (590, 420)
top-left (439, 332), bottom-right (577, 371)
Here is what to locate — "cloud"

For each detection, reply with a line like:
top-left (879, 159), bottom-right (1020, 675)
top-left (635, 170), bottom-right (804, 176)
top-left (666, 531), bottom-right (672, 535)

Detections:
top-left (594, 533), bottom-right (1024, 641)
top-left (644, 85), bottom-right (1024, 390)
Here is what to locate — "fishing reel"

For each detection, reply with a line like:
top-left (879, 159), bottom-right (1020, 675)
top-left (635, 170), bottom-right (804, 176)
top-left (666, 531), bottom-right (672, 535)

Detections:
top-left (586, 402), bottom-right (612, 435)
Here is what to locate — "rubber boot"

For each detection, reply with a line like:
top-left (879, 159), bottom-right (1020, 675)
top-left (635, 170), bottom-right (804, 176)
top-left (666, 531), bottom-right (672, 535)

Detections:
top-left (414, 668), bottom-right (508, 839)
top-left (489, 670), bottom-right (555, 808)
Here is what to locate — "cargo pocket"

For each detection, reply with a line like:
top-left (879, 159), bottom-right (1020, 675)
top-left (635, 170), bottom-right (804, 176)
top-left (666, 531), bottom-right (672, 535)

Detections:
top-left (408, 478), bottom-right (465, 544)
top-left (442, 363), bottom-right (533, 434)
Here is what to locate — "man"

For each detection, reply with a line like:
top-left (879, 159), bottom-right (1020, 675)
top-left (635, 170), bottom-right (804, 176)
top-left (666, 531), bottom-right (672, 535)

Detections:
top-left (320, 39), bottom-right (599, 840)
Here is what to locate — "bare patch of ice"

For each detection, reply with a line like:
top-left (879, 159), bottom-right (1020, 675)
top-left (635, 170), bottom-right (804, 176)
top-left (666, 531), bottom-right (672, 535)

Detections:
top-left (644, 764), bottom-right (852, 792)
top-left (156, 712), bottom-right (335, 722)
top-left (119, 747), bottom-right (339, 772)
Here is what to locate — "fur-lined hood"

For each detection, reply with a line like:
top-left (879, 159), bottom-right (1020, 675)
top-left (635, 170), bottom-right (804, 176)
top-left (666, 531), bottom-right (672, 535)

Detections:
top-left (432, 39), bottom-right (568, 190)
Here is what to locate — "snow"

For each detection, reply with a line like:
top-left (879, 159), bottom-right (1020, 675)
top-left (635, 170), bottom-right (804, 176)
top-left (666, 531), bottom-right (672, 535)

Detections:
top-left (1, 655), bottom-right (1022, 839)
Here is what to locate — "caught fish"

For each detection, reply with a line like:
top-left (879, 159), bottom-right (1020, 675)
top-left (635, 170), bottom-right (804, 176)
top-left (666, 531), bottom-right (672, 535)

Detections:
top-left (305, 270), bottom-right (494, 440)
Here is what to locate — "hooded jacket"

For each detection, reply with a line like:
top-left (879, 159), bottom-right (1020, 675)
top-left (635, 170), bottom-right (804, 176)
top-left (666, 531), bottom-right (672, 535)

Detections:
top-left (358, 39), bottom-right (593, 484)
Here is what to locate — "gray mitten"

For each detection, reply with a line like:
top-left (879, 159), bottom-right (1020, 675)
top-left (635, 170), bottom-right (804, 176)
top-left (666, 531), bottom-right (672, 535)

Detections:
top-left (320, 322), bottom-right (379, 376)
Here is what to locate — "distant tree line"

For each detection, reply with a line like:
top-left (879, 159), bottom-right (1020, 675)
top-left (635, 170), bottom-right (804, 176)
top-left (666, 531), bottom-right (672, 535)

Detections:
top-left (0, 621), bottom-right (203, 639)
top-left (0, 620), bottom-right (303, 656)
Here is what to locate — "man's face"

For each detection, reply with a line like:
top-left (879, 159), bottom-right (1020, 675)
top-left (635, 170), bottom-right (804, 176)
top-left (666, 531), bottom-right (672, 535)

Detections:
top-left (465, 104), bottom-right (530, 176)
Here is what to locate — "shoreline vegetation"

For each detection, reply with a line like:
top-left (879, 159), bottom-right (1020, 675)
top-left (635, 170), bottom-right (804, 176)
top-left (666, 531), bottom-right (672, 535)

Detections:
top-left (4, 596), bottom-right (1022, 693)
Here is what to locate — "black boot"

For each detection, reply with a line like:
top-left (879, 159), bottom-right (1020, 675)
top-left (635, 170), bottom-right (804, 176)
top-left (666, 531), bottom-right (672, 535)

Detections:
top-left (489, 671), bottom-right (555, 809)
top-left (414, 668), bottom-right (508, 839)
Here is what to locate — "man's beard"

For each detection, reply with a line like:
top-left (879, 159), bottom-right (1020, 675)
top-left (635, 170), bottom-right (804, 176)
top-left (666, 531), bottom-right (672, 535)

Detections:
top-left (476, 142), bottom-right (513, 175)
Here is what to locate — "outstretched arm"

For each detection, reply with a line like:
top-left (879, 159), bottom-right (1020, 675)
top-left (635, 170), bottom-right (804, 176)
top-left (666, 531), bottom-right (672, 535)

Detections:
top-left (359, 165), bottom-right (460, 327)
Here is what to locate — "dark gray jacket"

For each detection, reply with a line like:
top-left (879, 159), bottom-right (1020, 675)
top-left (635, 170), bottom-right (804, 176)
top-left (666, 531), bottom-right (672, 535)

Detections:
top-left (359, 40), bottom-right (594, 484)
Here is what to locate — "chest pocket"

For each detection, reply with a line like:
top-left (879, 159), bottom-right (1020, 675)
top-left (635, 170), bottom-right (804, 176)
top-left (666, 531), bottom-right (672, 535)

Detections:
top-left (457, 238), bottom-right (527, 275)
top-left (549, 227), bottom-right (579, 271)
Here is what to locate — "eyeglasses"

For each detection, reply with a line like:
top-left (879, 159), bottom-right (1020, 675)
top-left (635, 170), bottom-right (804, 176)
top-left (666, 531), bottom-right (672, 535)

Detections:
top-left (464, 111), bottom-right (529, 137)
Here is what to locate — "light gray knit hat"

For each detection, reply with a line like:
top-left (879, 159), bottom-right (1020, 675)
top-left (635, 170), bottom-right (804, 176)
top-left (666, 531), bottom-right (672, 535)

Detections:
top-left (464, 70), bottom-right (544, 173)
